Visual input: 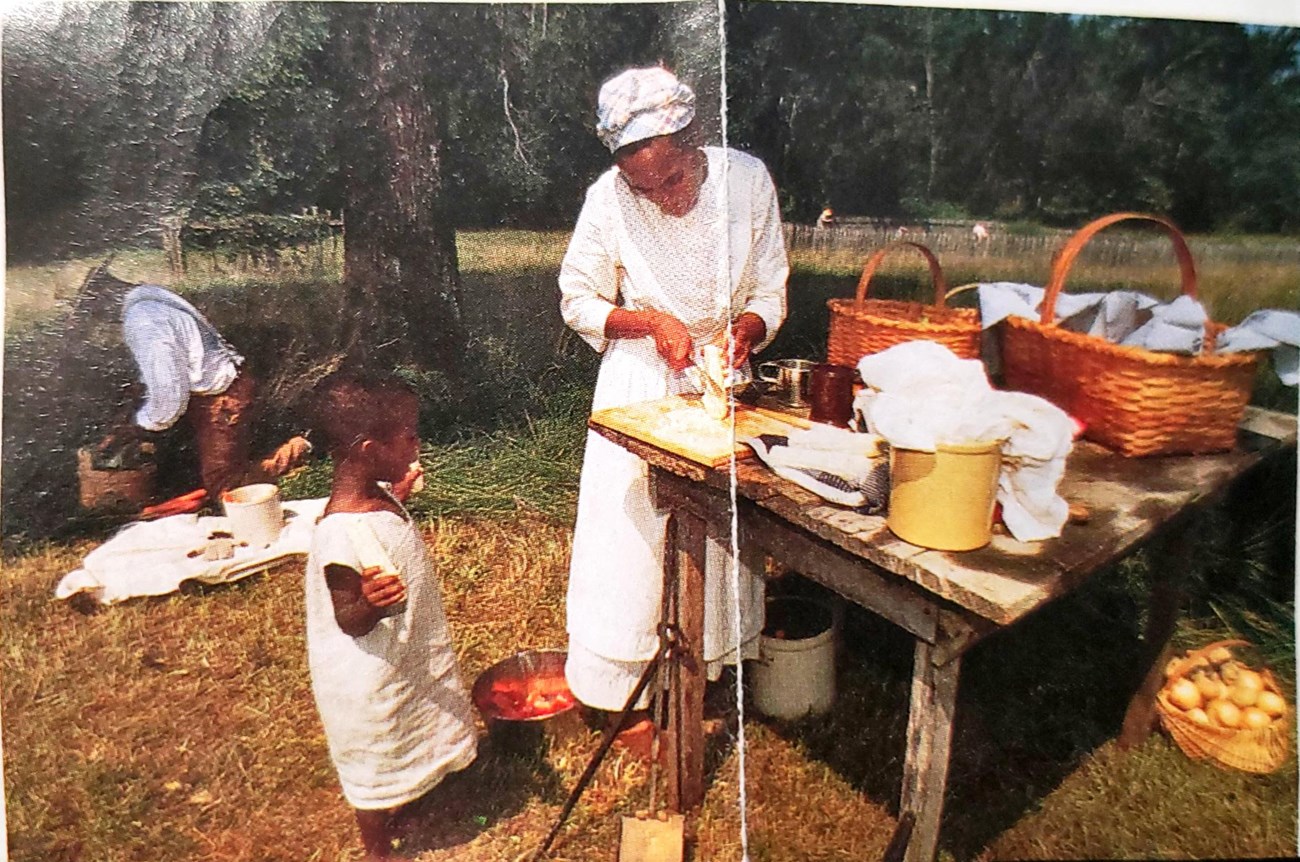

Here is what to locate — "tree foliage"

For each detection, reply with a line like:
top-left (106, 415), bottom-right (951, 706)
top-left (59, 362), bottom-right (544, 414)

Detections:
top-left (4, 1), bottom-right (1298, 266)
top-left (726, 4), bottom-right (1300, 230)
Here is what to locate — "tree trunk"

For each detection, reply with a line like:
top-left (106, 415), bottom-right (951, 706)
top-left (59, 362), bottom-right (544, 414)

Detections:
top-left (334, 4), bottom-right (466, 378)
top-left (924, 11), bottom-right (939, 201)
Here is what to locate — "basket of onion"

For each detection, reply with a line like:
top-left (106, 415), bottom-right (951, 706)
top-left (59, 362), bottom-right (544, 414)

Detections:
top-left (471, 649), bottom-right (581, 754)
top-left (1156, 639), bottom-right (1290, 773)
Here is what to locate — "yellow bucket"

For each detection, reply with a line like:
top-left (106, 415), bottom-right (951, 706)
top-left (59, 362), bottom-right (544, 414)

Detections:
top-left (887, 440), bottom-right (1002, 551)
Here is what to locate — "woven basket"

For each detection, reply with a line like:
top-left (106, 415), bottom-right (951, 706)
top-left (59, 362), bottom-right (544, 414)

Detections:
top-left (1000, 213), bottom-right (1261, 457)
top-left (77, 447), bottom-right (156, 511)
top-left (1155, 639), bottom-right (1290, 773)
top-left (826, 241), bottom-right (981, 367)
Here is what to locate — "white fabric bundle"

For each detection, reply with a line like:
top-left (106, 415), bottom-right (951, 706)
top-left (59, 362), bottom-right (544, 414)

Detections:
top-left (56, 498), bottom-right (328, 605)
top-left (854, 341), bottom-right (1075, 542)
top-left (977, 283), bottom-right (1299, 384)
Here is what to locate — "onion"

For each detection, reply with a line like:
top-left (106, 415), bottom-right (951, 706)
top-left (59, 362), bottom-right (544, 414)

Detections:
top-left (1168, 678), bottom-right (1202, 711)
top-left (1256, 690), bottom-right (1287, 718)
top-left (1194, 675), bottom-right (1226, 702)
top-left (1207, 699), bottom-right (1241, 728)
top-left (1230, 670), bottom-right (1264, 707)
top-left (1241, 707), bottom-right (1272, 730)
top-left (1186, 707), bottom-right (1210, 726)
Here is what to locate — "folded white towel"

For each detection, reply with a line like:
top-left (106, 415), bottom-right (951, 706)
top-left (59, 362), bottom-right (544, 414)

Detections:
top-left (979, 283), bottom-right (1298, 384)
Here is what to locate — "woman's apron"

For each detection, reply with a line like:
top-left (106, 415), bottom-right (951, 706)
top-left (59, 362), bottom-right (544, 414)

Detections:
top-left (565, 151), bottom-right (765, 670)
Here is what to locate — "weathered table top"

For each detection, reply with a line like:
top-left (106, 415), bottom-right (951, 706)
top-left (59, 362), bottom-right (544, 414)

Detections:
top-left (589, 406), bottom-right (1297, 628)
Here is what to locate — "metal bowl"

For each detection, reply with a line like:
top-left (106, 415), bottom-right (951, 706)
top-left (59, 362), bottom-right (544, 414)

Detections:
top-left (471, 649), bottom-right (580, 753)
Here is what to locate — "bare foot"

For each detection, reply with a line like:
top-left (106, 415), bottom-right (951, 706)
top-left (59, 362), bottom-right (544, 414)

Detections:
top-left (613, 716), bottom-right (659, 762)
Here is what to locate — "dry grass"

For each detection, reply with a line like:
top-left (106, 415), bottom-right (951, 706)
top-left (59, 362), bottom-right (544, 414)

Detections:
top-left (788, 227), bottom-right (1300, 325)
top-left (5, 515), bottom-right (1296, 862)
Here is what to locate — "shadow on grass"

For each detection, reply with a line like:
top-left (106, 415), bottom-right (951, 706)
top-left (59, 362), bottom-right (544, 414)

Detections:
top-left (755, 571), bottom-right (1148, 861)
top-left (399, 739), bottom-right (564, 856)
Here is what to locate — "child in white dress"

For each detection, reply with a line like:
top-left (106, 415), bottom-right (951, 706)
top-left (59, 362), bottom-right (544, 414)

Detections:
top-left (306, 372), bottom-right (477, 861)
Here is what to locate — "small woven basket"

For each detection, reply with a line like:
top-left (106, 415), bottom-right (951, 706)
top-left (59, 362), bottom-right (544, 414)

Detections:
top-left (1155, 639), bottom-right (1290, 774)
top-left (1000, 213), bottom-right (1261, 457)
top-left (826, 241), bottom-right (981, 367)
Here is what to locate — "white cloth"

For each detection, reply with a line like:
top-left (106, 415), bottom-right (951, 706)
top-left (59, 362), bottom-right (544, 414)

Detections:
top-left (978, 283), bottom-right (1298, 382)
top-left (855, 342), bottom-right (1075, 542)
top-left (1218, 310), bottom-right (1300, 385)
top-left (306, 510), bottom-right (477, 810)
top-left (55, 497), bottom-right (327, 605)
top-left (559, 146), bottom-right (787, 707)
top-left (122, 285), bottom-right (243, 431)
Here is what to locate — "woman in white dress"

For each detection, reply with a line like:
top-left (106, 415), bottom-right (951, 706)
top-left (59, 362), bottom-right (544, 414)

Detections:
top-left (559, 67), bottom-right (789, 727)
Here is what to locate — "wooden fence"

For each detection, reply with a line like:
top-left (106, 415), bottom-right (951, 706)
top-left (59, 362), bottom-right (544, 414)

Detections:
top-left (161, 209), bottom-right (344, 277)
top-left (785, 222), bottom-right (1300, 269)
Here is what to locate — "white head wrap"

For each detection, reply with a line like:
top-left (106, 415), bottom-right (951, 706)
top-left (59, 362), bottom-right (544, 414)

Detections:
top-left (596, 67), bottom-right (695, 153)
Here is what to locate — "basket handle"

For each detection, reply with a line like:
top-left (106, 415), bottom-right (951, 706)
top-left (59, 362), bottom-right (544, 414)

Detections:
top-left (854, 241), bottom-right (949, 310)
top-left (1166, 638), bottom-right (1254, 682)
top-left (1040, 212), bottom-right (1198, 327)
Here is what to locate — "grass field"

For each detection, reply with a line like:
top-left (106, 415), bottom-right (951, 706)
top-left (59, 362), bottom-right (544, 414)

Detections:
top-left (3, 228), bottom-right (1297, 860)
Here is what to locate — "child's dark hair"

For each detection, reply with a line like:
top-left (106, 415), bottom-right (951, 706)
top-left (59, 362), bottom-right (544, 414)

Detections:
top-left (311, 369), bottom-right (418, 455)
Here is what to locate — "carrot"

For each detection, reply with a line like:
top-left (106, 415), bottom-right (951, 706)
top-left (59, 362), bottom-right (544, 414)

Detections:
top-left (139, 488), bottom-right (207, 519)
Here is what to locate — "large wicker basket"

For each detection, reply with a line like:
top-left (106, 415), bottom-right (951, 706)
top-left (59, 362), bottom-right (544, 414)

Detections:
top-left (1156, 639), bottom-right (1290, 774)
top-left (1000, 213), bottom-right (1261, 457)
top-left (826, 241), bottom-right (981, 367)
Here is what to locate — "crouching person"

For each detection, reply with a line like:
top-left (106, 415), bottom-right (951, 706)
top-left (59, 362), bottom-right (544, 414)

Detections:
top-left (306, 371), bottom-right (477, 860)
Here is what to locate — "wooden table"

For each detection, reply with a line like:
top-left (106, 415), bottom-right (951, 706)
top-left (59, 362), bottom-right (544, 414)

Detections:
top-left (589, 405), bottom-right (1297, 862)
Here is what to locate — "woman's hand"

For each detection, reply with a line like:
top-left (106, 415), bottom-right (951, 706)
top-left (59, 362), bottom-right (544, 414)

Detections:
top-left (605, 308), bottom-right (693, 371)
top-left (646, 310), bottom-right (693, 371)
top-left (715, 312), bottom-right (767, 369)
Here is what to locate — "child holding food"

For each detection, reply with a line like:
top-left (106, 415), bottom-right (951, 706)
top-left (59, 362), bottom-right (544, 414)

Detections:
top-left (305, 371), bottom-right (477, 861)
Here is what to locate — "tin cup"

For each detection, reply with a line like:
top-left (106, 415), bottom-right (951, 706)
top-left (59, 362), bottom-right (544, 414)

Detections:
top-left (808, 363), bottom-right (856, 427)
top-left (758, 359), bottom-right (815, 408)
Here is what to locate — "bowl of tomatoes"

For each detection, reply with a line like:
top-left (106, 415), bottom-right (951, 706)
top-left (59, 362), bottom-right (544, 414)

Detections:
top-left (472, 650), bottom-right (581, 753)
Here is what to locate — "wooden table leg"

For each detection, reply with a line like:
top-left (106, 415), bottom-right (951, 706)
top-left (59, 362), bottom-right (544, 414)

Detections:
top-left (1118, 526), bottom-right (1192, 749)
top-left (665, 508), bottom-right (707, 812)
top-left (900, 641), bottom-right (961, 862)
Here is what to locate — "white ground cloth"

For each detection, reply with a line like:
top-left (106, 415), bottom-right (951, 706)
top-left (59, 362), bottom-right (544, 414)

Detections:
top-left (559, 146), bottom-right (788, 709)
top-left (55, 498), bottom-right (328, 605)
top-left (306, 510), bottom-right (477, 810)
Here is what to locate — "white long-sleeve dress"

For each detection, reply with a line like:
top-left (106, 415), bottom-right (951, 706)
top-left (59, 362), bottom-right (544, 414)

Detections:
top-left (559, 146), bottom-right (789, 709)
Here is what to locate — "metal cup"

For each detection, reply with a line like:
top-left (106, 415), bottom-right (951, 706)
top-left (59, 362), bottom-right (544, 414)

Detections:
top-left (758, 359), bottom-right (815, 408)
top-left (808, 363), bottom-right (856, 427)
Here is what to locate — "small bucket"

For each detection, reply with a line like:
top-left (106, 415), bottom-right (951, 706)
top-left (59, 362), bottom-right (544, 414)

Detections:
top-left (222, 483), bottom-right (284, 548)
top-left (753, 597), bottom-right (836, 720)
top-left (888, 440), bottom-right (1002, 551)
top-left (77, 447), bottom-right (156, 511)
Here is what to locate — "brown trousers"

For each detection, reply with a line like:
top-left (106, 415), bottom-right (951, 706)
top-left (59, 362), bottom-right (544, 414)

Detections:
top-left (187, 371), bottom-right (256, 504)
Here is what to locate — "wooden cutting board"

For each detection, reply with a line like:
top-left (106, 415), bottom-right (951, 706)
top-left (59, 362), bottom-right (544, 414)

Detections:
top-left (589, 395), bottom-right (811, 468)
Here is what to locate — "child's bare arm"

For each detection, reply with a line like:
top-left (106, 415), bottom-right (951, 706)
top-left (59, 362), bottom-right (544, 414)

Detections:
top-left (324, 563), bottom-right (406, 637)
